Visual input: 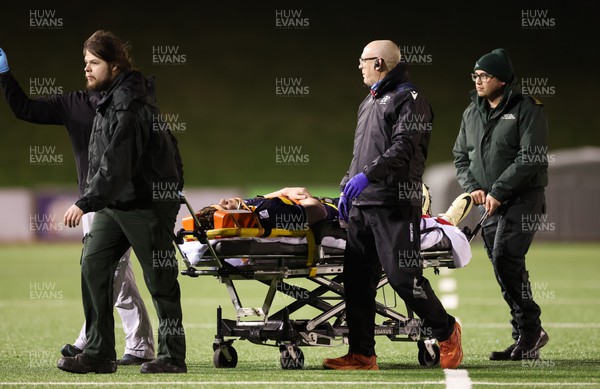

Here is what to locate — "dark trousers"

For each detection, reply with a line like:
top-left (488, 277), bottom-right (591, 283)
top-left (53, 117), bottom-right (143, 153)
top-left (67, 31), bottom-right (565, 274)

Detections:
top-left (344, 205), bottom-right (455, 357)
top-left (480, 191), bottom-right (544, 340)
top-left (80, 201), bottom-right (185, 366)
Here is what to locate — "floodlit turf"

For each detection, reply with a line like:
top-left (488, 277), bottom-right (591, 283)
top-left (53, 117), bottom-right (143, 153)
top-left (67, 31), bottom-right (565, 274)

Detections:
top-left (0, 241), bottom-right (599, 388)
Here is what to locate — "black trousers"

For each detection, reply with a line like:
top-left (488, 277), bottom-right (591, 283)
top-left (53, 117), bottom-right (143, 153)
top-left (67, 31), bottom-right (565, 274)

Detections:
top-left (480, 191), bottom-right (544, 340)
top-left (80, 201), bottom-right (185, 366)
top-left (344, 205), bottom-right (455, 357)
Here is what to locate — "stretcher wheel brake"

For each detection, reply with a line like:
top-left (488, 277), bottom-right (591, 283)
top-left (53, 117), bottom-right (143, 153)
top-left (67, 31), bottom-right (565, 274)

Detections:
top-left (213, 344), bottom-right (238, 368)
top-left (417, 339), bottom-right (440, 366)
top-left (280, 345), bottom-right (304, 370)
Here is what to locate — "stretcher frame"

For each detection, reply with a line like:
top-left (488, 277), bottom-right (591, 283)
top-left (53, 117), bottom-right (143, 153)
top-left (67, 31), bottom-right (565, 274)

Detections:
top-left (175, 194), bottom-right (475, 369)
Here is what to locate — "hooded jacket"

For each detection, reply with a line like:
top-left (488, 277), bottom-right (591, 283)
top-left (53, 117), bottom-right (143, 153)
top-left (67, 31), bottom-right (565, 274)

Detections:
top-left (340, 62), bottom-right (432, 207)
top-left (75, 71), bottom-right (182, 213)
top-left (452, 78), bottom-right (548, 202)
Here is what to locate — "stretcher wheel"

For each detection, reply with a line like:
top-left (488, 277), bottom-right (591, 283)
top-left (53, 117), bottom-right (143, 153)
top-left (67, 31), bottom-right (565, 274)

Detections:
top-left (213, 345), bottom-right (238, 368)
top-left (417, 340), bottom-right (440, 367)
top-left (280, 346), bottom-right (304, 370)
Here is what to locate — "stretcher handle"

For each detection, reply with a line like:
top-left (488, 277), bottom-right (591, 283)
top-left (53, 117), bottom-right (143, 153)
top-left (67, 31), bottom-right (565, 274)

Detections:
top-left (468, 210), bottom-right (488, 243)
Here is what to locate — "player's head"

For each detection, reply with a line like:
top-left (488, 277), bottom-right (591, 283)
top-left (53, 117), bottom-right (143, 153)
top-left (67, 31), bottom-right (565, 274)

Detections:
top-left (196, 205), bottom-right (226, 231)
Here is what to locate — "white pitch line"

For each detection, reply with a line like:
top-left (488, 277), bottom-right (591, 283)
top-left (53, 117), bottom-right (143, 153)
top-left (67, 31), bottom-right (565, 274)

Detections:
top-left (438, 278), bottom-right (457, 293)
top-left (0, 382), bottom-right (447, 387)
top-left (1, 381), bottom-right (598, 387)
top-left (444, 369), bottom-right (472, 389)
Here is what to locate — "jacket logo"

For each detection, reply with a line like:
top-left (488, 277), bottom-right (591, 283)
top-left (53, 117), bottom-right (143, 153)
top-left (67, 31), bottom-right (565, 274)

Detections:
top-left (378, 95), bottom-right (391, 105)
top-left (501, 113), bottom-right (516, 119)
top-left (410, 91), bottom-right (418, 100)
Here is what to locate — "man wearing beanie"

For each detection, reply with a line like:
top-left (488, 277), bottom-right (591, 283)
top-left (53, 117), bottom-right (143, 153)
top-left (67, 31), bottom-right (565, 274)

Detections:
top-left (453, 48), bottom-right (550, 361)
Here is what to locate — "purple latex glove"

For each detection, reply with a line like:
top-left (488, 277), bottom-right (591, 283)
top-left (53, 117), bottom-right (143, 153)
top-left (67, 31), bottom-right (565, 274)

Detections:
top-left (343, 173), bottom-right (370, 200)
top-left (338, 194), bottom-right (350, 222)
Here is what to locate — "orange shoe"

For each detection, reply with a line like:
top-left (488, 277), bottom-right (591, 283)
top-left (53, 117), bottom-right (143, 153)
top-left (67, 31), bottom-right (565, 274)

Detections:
top-left (323, 352), bottom-right (379, 370)
top-left (439, 322), bottom-right (463, 369)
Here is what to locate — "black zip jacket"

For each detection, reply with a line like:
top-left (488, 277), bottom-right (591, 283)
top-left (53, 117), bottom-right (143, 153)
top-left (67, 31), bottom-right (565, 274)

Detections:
top-left (340, 62), bottom-right (432, 207)
top-left (75, 71), bottom-right (182, 213)
top-left (0, 71), bottom-right (100, 195)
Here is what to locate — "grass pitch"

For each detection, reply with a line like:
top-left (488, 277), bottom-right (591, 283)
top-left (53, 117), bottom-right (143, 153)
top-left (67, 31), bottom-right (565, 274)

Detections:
top-left (0, 241), bottom-right (599, 388)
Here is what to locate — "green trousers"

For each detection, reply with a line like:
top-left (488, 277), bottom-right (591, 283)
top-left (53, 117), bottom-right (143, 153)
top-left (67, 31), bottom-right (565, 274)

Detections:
top-left (80, 201), bottom-right (185, 366)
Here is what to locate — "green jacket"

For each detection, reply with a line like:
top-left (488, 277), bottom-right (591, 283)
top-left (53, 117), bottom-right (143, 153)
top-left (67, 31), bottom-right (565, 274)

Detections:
top-left (452, 80), bottom-right (548, 202)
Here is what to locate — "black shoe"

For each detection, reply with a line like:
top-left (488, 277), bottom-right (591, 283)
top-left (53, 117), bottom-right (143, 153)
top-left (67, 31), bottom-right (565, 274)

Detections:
top-left (489, 342), bottom-right (517, 360)
top-left (117, 354), bottom-right (154, 366)
top-left (57, 353), bottom-right (116, 374)
top-left (510, 328), bottom-right (549, 360)
top-left (140, 359), bottom-right (187, 374)
top-left (60, 344), bottom-right (83, 358)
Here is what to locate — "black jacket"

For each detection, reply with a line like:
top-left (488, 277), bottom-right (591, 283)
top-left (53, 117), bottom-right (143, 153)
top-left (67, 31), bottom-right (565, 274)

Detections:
top-left (340, 62), bottom-right (432, 207)
top-left (75, 71), bottom-right (182, 213)
top-left (453, 79), bottom-right (548, 202)
top-left (0, 72), bottom-right (100, 195)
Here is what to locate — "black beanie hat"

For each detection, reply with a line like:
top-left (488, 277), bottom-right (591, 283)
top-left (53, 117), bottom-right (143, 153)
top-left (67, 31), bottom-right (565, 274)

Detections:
top-left (473, 48), bottom-right (514, 82)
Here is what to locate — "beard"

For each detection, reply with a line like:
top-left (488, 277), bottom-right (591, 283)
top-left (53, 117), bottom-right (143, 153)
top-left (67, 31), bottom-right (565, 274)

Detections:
top-left (85, 70), bottom-right (116, 92)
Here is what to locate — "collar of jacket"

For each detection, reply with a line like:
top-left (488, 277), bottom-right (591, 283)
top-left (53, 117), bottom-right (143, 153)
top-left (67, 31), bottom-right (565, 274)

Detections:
top-left (97, 71), bottom-right (152, 113)
top-left (372, 61), bottom-right (409, 98)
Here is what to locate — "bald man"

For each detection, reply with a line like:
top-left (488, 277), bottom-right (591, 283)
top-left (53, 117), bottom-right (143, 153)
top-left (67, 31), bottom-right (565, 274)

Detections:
top-left (324, 40), bottom-right (463, 370)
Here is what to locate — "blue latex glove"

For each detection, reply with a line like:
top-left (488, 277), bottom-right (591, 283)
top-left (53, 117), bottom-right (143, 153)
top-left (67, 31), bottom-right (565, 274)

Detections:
top-left (338, 195), bottom-right (350, 222)
top-left (0, 48), bottom-right (9, 74)
top-left (343, 173), bottom-right (370, 200)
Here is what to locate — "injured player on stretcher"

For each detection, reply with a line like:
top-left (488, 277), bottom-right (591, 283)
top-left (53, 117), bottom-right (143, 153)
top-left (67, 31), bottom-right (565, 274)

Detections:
top-left (187, 186), bottom-right (474, 268)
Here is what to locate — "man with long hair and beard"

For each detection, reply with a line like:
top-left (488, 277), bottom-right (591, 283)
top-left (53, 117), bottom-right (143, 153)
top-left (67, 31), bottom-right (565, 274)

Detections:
top-left (0, 32), bottom-right (166, 368)
top-left (57, 30), bottom-right (186, 374)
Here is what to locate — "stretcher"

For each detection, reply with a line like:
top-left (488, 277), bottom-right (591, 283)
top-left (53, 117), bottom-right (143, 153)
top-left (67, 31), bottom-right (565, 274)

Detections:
top-left (175, 195), bottom-right (480, 369)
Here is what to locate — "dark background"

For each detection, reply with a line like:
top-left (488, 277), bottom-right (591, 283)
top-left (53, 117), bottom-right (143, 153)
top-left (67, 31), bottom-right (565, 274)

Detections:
top-left (0, 1), bottom-right (597, 193)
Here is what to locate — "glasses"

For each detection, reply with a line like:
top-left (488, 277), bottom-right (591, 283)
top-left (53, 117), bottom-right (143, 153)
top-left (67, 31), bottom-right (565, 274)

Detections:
top-left (359, 57), bottom-right (378, 65)
top-left (470, 73), bottom-right (494, 83)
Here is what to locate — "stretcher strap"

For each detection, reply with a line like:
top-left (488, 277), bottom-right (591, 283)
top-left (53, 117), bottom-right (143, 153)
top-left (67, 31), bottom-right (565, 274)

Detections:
top-left (205, 227), bottom-right (309, 239)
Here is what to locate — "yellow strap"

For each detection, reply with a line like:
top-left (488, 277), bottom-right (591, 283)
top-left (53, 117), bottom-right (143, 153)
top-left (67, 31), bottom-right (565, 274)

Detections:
top-left (206, 228), bottom-right (308, 239)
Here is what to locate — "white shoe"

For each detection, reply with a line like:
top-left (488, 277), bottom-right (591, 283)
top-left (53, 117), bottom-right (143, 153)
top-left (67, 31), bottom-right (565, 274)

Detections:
top-left (439, 193), bottom-right (473, 226)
